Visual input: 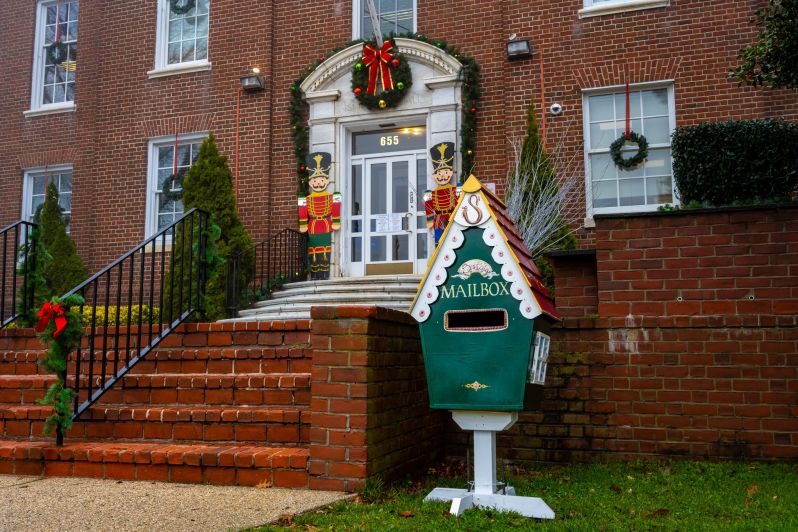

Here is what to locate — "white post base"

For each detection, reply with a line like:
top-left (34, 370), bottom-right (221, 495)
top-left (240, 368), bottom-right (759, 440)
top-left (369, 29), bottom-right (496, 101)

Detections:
top-left (423, 411), bottom-right (554, 520)
top-left (424, 487), bottom-right (555, 519)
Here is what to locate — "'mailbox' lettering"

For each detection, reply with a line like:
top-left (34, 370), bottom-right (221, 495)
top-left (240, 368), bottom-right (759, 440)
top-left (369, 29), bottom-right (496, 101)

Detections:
top-left (440, 281), bottom-right (510, 299)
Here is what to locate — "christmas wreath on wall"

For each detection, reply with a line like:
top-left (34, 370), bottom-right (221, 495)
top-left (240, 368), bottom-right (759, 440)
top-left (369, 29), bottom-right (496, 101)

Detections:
top-left (611, 80), bottom-right (649, 171)
top-left (289, 34), bottom-right (481, 195)
top-left (170, 0), bottom-right (196, 15)
top-left (610, 131), bottom-right (648, 170)
top-left (351, 39), bottom-right (413, 110)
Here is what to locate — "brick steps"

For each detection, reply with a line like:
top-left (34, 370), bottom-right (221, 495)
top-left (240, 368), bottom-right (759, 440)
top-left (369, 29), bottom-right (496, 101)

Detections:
top-left (0, 323), bottom-right (322, 488)
top-left (0, 405), bottom-right (310, 444)
top-left (0, 440), bottom-right (309, 487)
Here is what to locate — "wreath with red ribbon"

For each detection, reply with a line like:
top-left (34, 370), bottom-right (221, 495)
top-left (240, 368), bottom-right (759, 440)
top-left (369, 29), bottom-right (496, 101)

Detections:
top-left (351, 38), bottom-right (412, 110)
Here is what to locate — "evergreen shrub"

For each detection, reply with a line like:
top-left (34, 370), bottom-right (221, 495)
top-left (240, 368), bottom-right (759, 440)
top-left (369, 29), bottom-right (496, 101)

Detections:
top-left (672, 119), bottom-right (798, 206)
top-left (39, 182), bottom-right (88, 295)
top-left (165, 134), bottom-right (254, 321)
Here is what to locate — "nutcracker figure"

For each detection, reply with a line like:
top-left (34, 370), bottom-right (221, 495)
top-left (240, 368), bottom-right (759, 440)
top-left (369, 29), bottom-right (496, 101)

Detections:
top-left (424, 142), bottom-right (459, 246)
top-left (298, 152), bottom-right (341, 280)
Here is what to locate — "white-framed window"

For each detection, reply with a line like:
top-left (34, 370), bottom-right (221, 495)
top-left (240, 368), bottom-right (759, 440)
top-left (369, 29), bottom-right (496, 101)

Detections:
top-left (580, 0), bottom-right (670, 18)
top-left (151, 0), bottom-right (210, 77)
top-left (21, 166), bottom-right (74, 232)
top-left (583, 82), bottom-right (676, 217)
top-left (145, 133), bottom-right (206, 237)
top-left (352, 0), bottom-right (416, 40)
top-left (28, 0), bottom-right (79, 114)
top-left (527, 332), bottom-right (551, 386)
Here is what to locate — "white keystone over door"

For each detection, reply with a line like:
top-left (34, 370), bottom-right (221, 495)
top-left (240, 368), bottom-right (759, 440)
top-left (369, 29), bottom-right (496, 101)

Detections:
top-left (299, 38), bottom-right (464, 278)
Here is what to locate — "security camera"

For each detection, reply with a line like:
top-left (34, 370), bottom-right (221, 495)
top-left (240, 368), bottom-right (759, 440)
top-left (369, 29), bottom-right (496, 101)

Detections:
top-left (549, 103), bottom-right (563, 116)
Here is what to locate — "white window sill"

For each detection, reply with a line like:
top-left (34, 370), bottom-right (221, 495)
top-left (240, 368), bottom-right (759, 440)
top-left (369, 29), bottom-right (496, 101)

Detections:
top-left (23, 103), bottom-right (76, 118)
top-left (579, 0), bottom-right (669, 18)
top-left (589, 203), bottom-right (675, 219)
top-left (148, 61), bottom-right (212, 79)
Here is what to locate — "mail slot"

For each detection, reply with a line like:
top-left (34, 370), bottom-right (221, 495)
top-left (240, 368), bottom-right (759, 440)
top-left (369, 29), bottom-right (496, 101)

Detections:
top-left (410, 175), bottom-right (560, 411)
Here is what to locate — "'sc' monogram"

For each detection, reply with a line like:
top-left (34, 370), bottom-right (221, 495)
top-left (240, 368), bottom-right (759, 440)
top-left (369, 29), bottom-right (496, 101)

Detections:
top-left (463, 195), bottom-right (484, 225)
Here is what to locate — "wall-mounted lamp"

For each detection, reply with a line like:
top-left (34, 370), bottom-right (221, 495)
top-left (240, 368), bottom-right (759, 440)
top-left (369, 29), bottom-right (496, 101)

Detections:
top-left (506, 38), bottom-right (532, 60)
top-left (240, 67), bottom-right (265, 91)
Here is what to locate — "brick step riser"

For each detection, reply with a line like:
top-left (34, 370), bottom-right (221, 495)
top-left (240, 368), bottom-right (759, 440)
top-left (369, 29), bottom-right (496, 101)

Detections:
top-left (0, 418), bottom-right (310, 445)
top-left (0, 373), bottom-right (311, 405)
top-left (0, 441), bottom-right (310, 488)
top-left (0, 355), bottom-right (312, 377)
top-left (0, 388), bottom-right (310, 408)
top-left (1, 459), bottom-right (309, 487)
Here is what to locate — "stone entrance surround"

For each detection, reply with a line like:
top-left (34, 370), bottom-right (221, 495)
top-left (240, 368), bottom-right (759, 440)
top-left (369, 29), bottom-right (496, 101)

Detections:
top-left (300, 38), bottom-right (464, 278)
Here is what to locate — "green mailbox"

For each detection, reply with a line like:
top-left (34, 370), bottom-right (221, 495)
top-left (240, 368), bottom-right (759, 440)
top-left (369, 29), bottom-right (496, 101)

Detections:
top-left (410, 175), bottom-right (560, 411)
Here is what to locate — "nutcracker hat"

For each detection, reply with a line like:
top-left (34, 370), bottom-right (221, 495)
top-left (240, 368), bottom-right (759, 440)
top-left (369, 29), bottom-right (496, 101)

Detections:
top-left (307, 152), bottom-right (332, 180)
top-left (430, 142), bottom-right (454, 173)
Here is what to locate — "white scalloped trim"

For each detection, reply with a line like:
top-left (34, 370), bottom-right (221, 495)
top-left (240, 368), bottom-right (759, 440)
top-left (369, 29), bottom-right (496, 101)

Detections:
top-left (410, 223), bottom-right (466, 322)
top-left (482, 223), bottom-right (542, 320)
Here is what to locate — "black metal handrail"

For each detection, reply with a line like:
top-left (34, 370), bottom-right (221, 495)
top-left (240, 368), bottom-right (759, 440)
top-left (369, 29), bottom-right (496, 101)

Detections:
top-left (63, 208), bottom-right (209, 431)
top-left (225, 228), bottom-right (308, 317)
top-left (1, 221), bottom-right (37, 328)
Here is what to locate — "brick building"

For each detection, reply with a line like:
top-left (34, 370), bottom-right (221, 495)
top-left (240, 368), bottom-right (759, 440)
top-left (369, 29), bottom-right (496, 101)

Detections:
top-left (0, 0), bottom-right (796, 485)
top-left (2, 0), bottom-right (795, 271)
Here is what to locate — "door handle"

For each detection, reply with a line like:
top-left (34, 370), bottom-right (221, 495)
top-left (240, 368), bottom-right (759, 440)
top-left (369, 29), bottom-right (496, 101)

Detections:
top-left (404, 212), bottom-right (413, 232)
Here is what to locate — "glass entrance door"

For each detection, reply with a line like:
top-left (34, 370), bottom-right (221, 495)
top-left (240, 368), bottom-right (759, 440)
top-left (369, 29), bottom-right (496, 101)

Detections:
top-left (347, 153), bottom-right (430, 276)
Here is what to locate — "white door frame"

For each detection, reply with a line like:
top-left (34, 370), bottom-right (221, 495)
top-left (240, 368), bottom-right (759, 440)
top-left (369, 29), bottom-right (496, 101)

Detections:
top-left (339, 119), bottom-right (430, 277)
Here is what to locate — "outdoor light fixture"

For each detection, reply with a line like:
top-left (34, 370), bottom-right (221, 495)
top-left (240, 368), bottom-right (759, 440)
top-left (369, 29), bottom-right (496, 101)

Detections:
top-left (240, 67), bottom-right (265, 91)
top-left (506, 38), bottom-right (532, 60)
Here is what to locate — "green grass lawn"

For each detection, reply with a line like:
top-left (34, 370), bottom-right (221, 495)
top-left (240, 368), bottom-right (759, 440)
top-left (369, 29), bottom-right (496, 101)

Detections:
top-left (258, 460), bottom-right (798, 531)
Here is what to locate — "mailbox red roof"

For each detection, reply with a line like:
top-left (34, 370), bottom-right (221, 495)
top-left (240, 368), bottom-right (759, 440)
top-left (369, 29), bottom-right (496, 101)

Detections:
top-left (474, 179), bottom-right (560, 321)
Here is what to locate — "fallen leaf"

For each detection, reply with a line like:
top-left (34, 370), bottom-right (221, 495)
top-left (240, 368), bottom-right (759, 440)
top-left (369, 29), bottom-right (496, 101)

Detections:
top-left (398, 511), bottom-right (414, 518)
top-left (563, 476), bottom-right (571, 483)
top-left (255, 479), bottom-right (271, 489)
top-left (744, 498), bottom-right (753, 506)
top-left (276, 514), bottom-right (294, 526)
top-left (610, 484), bottom-right (622, 493)
top-left (649, 508), bottom-right (670, 518)
top-left (746, 485), bottom-right (760, 496)
top-left (772, 495), bottom-right (779, 501)
top-left (627, 475), bottom-right (635, 481)
top-left (568, 495), bottom-right (575, 501)
top-left (353, 495), bottom-right (364, 504)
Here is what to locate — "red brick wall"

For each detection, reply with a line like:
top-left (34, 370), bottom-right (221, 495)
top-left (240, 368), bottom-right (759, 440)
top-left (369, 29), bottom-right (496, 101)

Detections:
top-left (487, 205), bottom-right (798, 462)
top-left (3, 1), bottom-right (796, 273)
top-left (308, 305), bottom-right (445, 492)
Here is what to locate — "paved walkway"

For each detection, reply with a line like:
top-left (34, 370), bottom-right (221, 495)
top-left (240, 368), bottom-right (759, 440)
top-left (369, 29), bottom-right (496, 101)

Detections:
top-left (0, 475), bottom-right (350, 531)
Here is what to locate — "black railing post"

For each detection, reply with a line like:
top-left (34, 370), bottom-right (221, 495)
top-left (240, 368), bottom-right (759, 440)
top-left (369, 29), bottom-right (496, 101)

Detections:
top-left (226, 251), bottom-right (240, 318)
top-left (1, 221), bottom-right (38, 329)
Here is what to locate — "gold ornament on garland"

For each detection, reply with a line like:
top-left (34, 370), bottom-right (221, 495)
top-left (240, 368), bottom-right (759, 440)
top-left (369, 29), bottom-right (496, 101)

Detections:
top-left (378, 99), bottom-right (387, 109)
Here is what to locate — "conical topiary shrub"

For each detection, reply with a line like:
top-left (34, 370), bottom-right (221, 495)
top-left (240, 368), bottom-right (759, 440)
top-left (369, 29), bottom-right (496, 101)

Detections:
top-left (164, 133), bottom-right (254, 321)
top-left (38, 181), bottom-right (87, 296)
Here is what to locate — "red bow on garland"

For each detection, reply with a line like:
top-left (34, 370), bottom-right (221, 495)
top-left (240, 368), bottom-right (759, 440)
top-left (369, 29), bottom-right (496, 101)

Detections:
top-left (35, 302), bottom-right (68, 339)
top-left (362, 41), bottom-right (395, 96)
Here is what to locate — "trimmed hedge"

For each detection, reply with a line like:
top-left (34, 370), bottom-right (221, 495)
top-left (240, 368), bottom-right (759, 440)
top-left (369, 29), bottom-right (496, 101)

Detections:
top-left (672, 119), bottom-right (798, 206)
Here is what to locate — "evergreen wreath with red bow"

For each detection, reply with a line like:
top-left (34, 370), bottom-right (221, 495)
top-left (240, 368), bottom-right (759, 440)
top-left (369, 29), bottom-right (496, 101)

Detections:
top-left (351, 38), bottom-right (413, 110)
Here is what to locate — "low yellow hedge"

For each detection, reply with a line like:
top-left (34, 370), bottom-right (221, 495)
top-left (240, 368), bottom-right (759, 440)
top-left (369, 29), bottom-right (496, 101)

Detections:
top-left (72, 305), bottom-right (160, 327)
